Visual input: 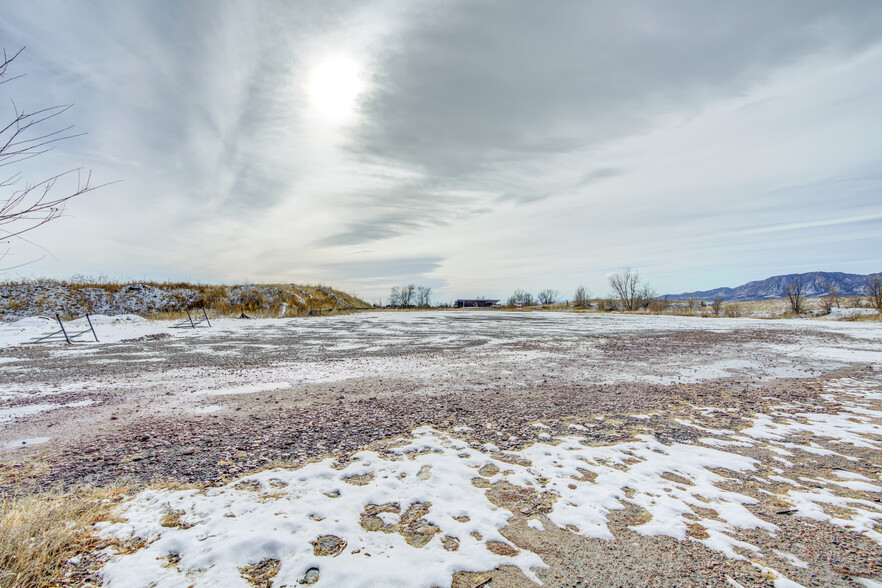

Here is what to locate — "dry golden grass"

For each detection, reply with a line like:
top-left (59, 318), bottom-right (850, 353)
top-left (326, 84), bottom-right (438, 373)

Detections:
top-left (0, 456), bottom-right (50, 490)
top-left (159, 507), bottom-right (193, 530)
top-left (0, 485), bottom-right (130, 588)
top-left (557, 296), bottom-right (879, 320)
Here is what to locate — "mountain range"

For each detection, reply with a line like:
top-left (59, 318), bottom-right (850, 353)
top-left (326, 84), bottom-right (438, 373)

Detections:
top-left (663, 271), bottom-right (879, 302)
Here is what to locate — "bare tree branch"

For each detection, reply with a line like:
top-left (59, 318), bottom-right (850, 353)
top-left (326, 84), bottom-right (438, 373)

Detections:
top-left (1, 47), bottom-right (115, 267)
top-left (537, 289), bottom-right (560, 305)
top-left (573, 285), bottom-right (590, 308)
top-left (865, 274), bottom-right (882, 314)
top-left (608, 268), bottom-right (639, 310)
top-left (785, 277), bottom-right (804, 314)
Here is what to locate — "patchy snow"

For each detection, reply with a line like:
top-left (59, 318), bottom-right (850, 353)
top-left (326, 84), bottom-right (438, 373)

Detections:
top-left (831, 470), bottom-right (874, 481)
top-left (698, 437), bottom-right (753, 448)
top-left (103, 425), bottom-right (773, 585)
top-left (773, 549), bottom-right (808, 568)
top-left (99, 373), bottom-right (882, 587)
top-left (3, 311), bottom-right (881, 584)
top-left (824, 308), bottom-right (878, 320)
top-left (102, 428), bottom-right (546, 587)
top-left (739, 411), bottom-right (882, 450)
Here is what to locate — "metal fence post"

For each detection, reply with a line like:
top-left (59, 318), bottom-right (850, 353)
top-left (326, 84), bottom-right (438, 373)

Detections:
top-left (85, 313), bottom-right (99, 342)
top-left (56, 313), bottom-right (71, 344)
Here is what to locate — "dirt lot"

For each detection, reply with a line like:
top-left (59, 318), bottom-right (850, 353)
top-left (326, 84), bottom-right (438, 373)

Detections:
top-left (1, 311), bottom-right (881, 586)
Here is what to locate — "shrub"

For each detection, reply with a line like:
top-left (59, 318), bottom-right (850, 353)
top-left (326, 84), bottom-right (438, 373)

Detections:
top-left (572, 285), bottom-right (589, 308)
top-left (711, 295), bottom-right (724, 316)
top-left (0, 486), bottom-right (127, 587)
top-left (866, 274), bottom-right (882, 313)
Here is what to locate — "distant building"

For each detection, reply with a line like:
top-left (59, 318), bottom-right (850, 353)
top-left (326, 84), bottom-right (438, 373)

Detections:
top-left (454, 299), bottom-right (499, 308)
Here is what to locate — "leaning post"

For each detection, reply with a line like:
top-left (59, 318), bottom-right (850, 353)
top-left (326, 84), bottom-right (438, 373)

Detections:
top-left (56, 313), bottom-right (71, 344)
top-left (85, 313), bottom-right (99, 342)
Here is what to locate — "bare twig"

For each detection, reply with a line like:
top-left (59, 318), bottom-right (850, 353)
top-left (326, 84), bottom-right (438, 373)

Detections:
top-left (1, 46), bottom-right (112, 266)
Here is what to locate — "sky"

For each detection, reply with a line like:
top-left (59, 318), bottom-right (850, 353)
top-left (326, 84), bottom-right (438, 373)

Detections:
top-left (2, 0), bottom-right (881, 303)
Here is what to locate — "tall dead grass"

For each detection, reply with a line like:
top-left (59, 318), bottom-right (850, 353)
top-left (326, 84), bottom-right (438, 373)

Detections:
top-left (0, 485), bottom-right (129, 587)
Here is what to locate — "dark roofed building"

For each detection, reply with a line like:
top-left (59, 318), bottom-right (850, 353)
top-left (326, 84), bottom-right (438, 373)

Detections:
top-left (454, 299), bottom-right (499, 308)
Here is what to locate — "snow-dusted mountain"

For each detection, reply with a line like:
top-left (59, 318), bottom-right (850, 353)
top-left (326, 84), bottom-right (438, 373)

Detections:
top-left (663, 271), bottom-right (878, 302)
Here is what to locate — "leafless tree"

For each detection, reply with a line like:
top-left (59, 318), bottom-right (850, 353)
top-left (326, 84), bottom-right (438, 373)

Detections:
top-left (608, 268), bottom-right (654, 310)
top-left (597, 298), bottom-right (616, 312)
top-left (1, 47), bottom-right (110, 268)
top-left (537, 289), bottom-right (560, 305)
top-left (416, 286), bottom-right (431, 308)
top-left (507, 288), bottom-right (533, 307)
top-left (819, 278), bottom-right (840, 314)
top-left (388, 284), bottom-right (417, 308)
top-left (572, 285), bottom-right (590, 308)
top-left (649, 297), bottom-right (669, 313)
top-left (403, 284), bottom-right (417, 307)
top-left (865, 274), bottom-right (882, 313)
top-left (388, 287), bottom-right (400, 307)
top-left (846, 296), bottom-right (864, 309)
top-left (638, 284), bottom-right (656, 309)
top-left (608, 268), bottom-right (640, 310)
top-left (711, 294), bottom-right (724, 316)
top-left (785, 277), bottom-right (804, 314)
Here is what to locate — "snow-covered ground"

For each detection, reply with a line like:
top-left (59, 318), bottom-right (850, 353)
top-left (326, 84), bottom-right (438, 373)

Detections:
top-left (2, 309), bottom-right (879, 350)
top-left (99, 375), bottom-right (882, 587)
top-left (2, 311), bottom-right (881, 586)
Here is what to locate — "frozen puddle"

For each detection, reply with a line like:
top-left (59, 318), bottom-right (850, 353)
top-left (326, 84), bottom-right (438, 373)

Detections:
top-left (4, 436), bottom-right (51, 449)
top-left (193, 382), bottom-right (291, 397)
top-left (0, 399), bottom-right (95, 424)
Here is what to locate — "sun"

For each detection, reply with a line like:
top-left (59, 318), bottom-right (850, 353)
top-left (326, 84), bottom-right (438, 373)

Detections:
top-left (307, 57), bottom-right (364, 122)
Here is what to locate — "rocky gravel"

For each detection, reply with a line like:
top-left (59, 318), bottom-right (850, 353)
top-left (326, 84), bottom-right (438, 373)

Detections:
top-left (1, 312), bottom-right (881, 586)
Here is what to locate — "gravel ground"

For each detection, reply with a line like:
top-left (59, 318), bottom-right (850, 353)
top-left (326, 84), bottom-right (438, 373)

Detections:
top-left (1, 311), bottom-right (881, 586)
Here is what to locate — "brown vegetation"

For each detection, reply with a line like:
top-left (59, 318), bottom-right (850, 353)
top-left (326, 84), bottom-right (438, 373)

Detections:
top-left (0, 278), bottom-right (371, 320)
top-left (0, 485), bottom-right (128, 587)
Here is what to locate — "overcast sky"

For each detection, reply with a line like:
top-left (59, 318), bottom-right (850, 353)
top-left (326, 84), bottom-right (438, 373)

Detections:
top-left (2, 1), bottom-right (881, 302)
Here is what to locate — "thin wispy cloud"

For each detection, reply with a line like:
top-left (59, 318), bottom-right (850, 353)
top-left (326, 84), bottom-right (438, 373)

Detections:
top-left (1, 0), bottom-right (880, 299)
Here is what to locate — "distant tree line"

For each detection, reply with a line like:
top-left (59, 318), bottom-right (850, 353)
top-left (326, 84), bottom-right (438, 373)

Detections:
top-left (502, 269), bottom-right (659, 311)
top-left (388, 270), bottom-right (882, 315)
top-left (388, 284), bottom-right (432, 308)
top-left (785, 273), bottom-right (882, 315)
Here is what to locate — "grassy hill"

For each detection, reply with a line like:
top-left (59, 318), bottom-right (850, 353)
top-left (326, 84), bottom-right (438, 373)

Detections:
top-left (0, 279), bottom-right (372, 321)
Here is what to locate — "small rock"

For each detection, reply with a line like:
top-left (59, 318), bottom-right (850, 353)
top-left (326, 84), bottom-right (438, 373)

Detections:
top-left (312, 535), bottom-right (346, 557)
top-left (478, 463), bottom-right (500, 477)
top-left (301, 567), bottom-right (320, 584)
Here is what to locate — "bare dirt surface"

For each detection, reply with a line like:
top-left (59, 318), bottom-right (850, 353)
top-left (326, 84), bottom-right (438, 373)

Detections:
top-left (2, 311), bottom-right (881, 586)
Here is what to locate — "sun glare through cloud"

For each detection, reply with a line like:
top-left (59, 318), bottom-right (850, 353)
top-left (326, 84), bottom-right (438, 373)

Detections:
top-left (306, 56), bottom-right (365, 122)
top-left (3, 5), bottom-right (882, 587)
top-left (1, 2), bottom-right (881, 300)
